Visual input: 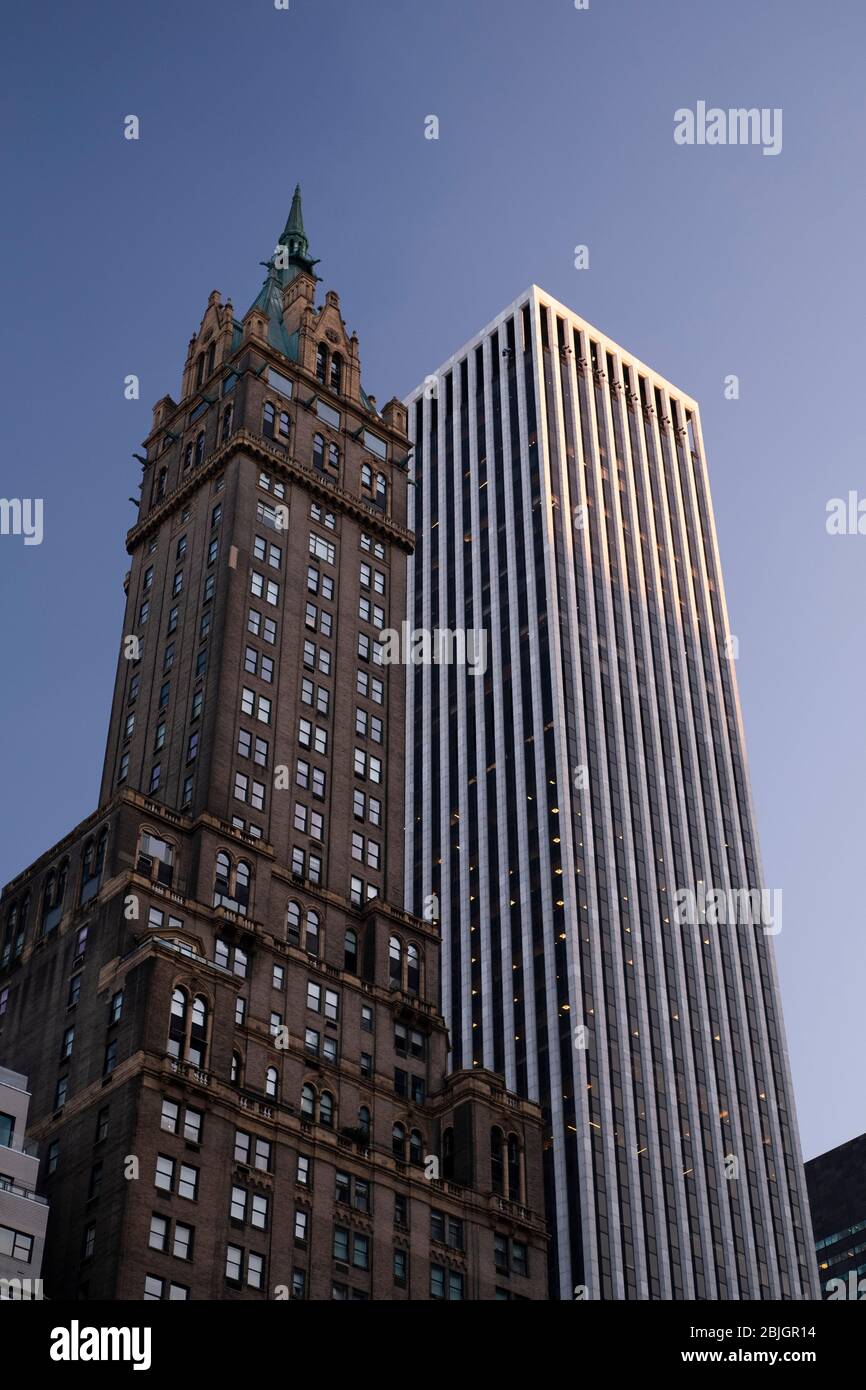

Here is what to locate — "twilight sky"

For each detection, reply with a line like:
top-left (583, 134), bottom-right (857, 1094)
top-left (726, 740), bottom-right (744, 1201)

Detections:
top-left (1, 0), bottom-right (863, 1161)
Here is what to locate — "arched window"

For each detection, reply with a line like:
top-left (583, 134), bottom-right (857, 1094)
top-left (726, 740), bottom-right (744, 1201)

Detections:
top-left (235, 861), bottom-right (251, 915)
top-left (358, 1106), bottom-right (371, 1141)
top-left (442, 1127), bottom-right (455, 1180)
top-left (374, 473), bottom-right (388, 511)
top-left (80, 827), bottom-right (108, 905)
top-left (214, 852), bottom-right (231, 906)
top-left (230, 1051), bottom-right (242, 1084)
top-left (305, 910), bottom-right (320, 957)
top-left (278, 410), bottom-right (290, 438)
top-left (344, 929), bottom-right (358, 973)
top-left (42, 863), bottom-right (66, 935)
top-left (168, 988), bottom-right (209, 1068)
top-left (1, 904), bottom-right (19, 967)
top-left (316, 344), bottom-right (328, 384)
top-left (188, 996), bottom-right (208, 1067)
top-left (155, 468), bottom-right (167, 503)
top-left (330, 354), bottom-right (343, 394)
top-left (221, 404), bottom-right (233, 442)
top-left (507, 1135), bottom-right (522, 1201)
top-left (263, 402), bottom-right (275, 439)
top-left (409, 1130), bottom-right (423, 1166)
top-left (312, 434), bottom-right (325, 471)
top-left (389, 935), bottom-right (403, 988)
top-left (136, 830), bottom-right (175, 887)
top-left (183, 441), bottom-right (194, 471)
top-left (407, 942), bottom-right (421, 995)
top-left (361, 463), bottom-right (373, 492)
top-left (392, 1123), bottom-right (406, 1159)
top-left (80, 840), bottom-right (94, 891)
top-left (207, 343), bottom-right (216, 376)
top-left (14, 893), bottom-right (29, 960)
top-left (328, 442), bottom-right (339, 471)
top-left (168, 987), bottom-right (188, 1059)
top-left (286, 900), bottom-right (302, 947)
top-left (319, 1091), bottom-right (334, 1128)
top-left (214, 853), bottom-right (251, 916)
top-left (491, 1127), bottom-right (505, 1195)
top-left (94, 827), bottom-right (108, 878)
top-left (195, 432), bottom-right (205, 467)
top-left (301, 1083), bottom-right (316, 1119)
top-left (265, 1066), bottom-right (278, 1100)
top-left (196, 354), bottom-right (205, 388)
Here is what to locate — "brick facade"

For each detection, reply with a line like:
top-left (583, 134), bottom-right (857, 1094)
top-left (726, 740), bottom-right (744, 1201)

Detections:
top-left (0, 191), bottom-right (548, 1301)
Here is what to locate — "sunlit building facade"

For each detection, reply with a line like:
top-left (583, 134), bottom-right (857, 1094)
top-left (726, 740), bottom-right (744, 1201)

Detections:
top-left (404, 286), bottom-right (818, 1301)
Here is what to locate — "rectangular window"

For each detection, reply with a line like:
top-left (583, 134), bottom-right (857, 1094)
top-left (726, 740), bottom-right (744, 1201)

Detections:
top-left (267, 367), bottom-right (293, 399)
top-left (173, 1222), bottom-right (193, 1261)
top-left (178, 1164), bottom-right (198, 1201)
top-left (161, 1099), bottom-right (179, 1134)
top-left (251, 1194), bottom-right (268, 1231)
top-left (316, 399), bottom-right (340, 429)
top-left (309, 533), bottom-right (336, 565)
top-left (294, 1208), bottom-right (308, 1246)
top-left (363, 430), bottom-right (387, 459)
top-left (155, 1154), bottom-right (175, 1192)
top-left (333, 1226), bottom-right (349, 1263)
top-left (149, 1214), bottom-right (168, 1251)
top-left (184, 1107), bottom-right (203, 1144)
top-left (226, 1244), bottom-right (243, 1284)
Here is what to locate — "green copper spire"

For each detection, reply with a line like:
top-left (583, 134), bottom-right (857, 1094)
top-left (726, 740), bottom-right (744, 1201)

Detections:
top-left (244, 182), bottom-right (319, 363)
top-left (275, 183), bottom-right (319, 284)
top-left (283, 184), bottom-right (307, 252)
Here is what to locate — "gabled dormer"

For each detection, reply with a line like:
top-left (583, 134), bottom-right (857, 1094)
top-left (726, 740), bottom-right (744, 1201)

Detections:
top-left (180, 290), bottom-right (235, 403)
top-left (297, 289), bottom-right (362, 406)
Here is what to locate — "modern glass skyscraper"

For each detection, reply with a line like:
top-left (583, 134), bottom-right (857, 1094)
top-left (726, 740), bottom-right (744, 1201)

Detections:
top-left (404, 287), bottom-right (818, 1301)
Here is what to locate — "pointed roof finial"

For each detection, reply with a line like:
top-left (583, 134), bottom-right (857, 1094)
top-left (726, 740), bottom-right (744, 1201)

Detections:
top-left (285, 184), bottom-right (305, 241)
top-left (275, 182), bottom-right (318, 284)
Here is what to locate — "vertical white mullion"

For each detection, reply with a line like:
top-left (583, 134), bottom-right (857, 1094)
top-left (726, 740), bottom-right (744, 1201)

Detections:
top-left (482, 328), bottom-right (518, 1091)
top-left (421, 389), bottom-right (437, 1019)
top-left (533, 290), bottom-right (600, 1299)
top-left (433, 375), bottom-right (453, 1039)
top-left (496, 326), bottom-right (541, 1103)
top-left (451, 366), bottom-right (474, 1068)
top-left (516, 297), bottom-right (573, 1296)
top-left (404, 397), bottom-right (418, 915)
top-left (567, 332), bottom-right (628, 1299)
top-left (466, 348), bottom-right (496, 1072)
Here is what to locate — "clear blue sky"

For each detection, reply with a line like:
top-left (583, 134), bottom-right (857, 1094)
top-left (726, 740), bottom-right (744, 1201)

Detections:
top-left (1, 0), bottom-right (863, 1161)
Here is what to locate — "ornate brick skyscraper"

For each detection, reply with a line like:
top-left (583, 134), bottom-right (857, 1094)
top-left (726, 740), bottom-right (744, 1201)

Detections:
top-left (0, 190), bottom-right (548, 1301)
